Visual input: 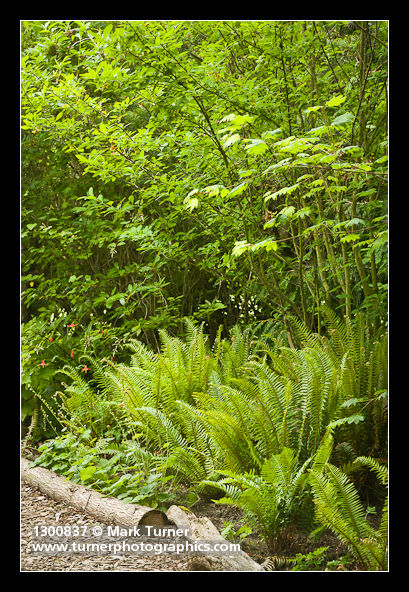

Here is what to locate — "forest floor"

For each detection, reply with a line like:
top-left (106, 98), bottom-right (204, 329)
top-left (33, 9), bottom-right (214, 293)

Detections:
top-left (20, 484), bottom-right (190, 572)
top-left (20, 481), bottom-right (353, 572)
top-left (20, 446), bottom-right (357, 572)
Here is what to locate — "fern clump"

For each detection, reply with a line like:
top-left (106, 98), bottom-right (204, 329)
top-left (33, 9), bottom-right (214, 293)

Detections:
top-left (309, 452), bottom-right (388, 570)
top-left (48, 313), bottom-right (387, 565)
top-left (202, 447), bottom-right (313, 553)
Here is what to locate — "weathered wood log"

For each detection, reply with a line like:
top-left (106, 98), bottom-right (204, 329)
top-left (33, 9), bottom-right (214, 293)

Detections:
top-left (21, 458), bottom-right (265, 570)
top-left (21, 457), bottom-right (170, 527)
top-left (166, 505), bottom-right (265, 571)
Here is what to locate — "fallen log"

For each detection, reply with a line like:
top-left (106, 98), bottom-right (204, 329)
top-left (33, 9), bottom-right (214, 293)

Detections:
top-left (166, 505), bottom-right (265, 571)
top-left (21, 457), bottom-right (170, 527)
top-left (21, 458), bottom-right (264, 570)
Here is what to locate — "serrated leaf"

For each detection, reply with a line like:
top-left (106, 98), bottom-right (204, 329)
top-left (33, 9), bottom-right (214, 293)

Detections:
top-left (244, 139), bottom-right (269, 156)
top-left (304, 105), bottom-right (323, 115)
top-left (329, 414), bottom-right (364, 429)
top-left (340, 233), bottom-right (360, 243)
top-left (222, 133), bottom-right (241, 149)
top-left (262, 128), bottom-right (282, 139)
top-left (294, 206), bottom-right (312, 219)
top-left (219, 113), bottom-right (236, 123)
top-left (203, 185), bottom-right (226, 197)
top-left (184, 197), bottom-right (199, 211)
top-left (233, 114), bottom-right (254, 126)
top-left (186, 188), bottom-right (200, 198)
top-left (238, 168), bottom-right (256, 178)
top-left (341, 398), bottom-right (361, 408)
top-left (276, 205), bottom-right (295, 223)
top-left (264, 184), bottom-right (300, 203)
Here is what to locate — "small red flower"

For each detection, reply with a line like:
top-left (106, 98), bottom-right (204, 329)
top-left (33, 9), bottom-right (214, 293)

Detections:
top-left (70, 349), bottom-right (74, 358)
top-left (67, 322), bottom-right (78, 328)
top-left (39, 360), bottom-right (47, 367)
top-left (100, 328), bottom-right (104, 334)
top-left (49, 337), bottom-right (53, 342)
top-left (110, 355), bottom-right (114, 362)
top-left (81, 365), bottom-right (90, 373)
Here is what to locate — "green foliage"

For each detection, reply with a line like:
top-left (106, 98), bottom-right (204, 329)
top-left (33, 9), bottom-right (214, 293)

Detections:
top-left (21, 313), bottom-right (131, 441)
top-left (32, 429), bottom-right (176, 511)
top-left (21, 21), bottom-right (388, 569)
top-left (220, 521), bottom-right (253, 543)
top-left (202, 447), bottom-right (313, 552)
top-left (309, 455), bottom-right (388, 570)
top-left (24, 316), bottom-right (388, 567)
top-left (290, 546), bottom-right (329, 571)
top-left (21, 20), bottom-right (388, 348)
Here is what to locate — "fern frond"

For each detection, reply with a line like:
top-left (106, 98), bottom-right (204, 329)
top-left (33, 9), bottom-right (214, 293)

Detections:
top-left (164, 446), bottom-right (210, 483)
top-left (353, 456), bottom-right (388, 485)
top-left (132, 406), bottom-right (188, 452)
top-left (127, 338), bottom-right (159, 369)
top-left (309, 463), bottom-right (387, 570)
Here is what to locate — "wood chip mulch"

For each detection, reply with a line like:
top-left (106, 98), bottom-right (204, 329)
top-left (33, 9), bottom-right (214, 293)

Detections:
top-left (20, 484), bottom-right (189, 572)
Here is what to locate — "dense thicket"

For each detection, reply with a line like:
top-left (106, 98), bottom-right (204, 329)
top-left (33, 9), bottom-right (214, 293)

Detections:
top-left (21, 20), bottom-right (387, 344)
top-left (21, 21), bottom-right (388, 570)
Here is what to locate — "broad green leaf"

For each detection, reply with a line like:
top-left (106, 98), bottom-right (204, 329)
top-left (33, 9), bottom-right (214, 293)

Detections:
top-left (341, 398), bottom-right (361, 408)
top-left (244, 139), bottom-right (269, 156)
top-left (80, 465), bottom-right (97, 481)
top-left (276, 205), bottom-right (295, 224)
top-left (353, 163), bottom-right (372, 172)
top-left (186, 188), bottom-right (200, 198)
top-left (331, 112), bottom-right (354, 126)
top-left (238, 168), bottom-right (257, 178)
top-left (185, 197), bottom-right (199, 211)
top-left (222, 133), bottom-right (241, 149)
top-left (219, 113), bottom-right (236, 123)
top-left (340, 233), bottom-right (360, 243)
top-left (293, 206), bottom-right (312, 219)
top-left (304, 105), bottom-right (323, 115)
top-left (264, 218), bottom-right (276, 229)
top-left (103, 23), bottom-right (113, 37)
top-left (329, 414), bottom-right (365, 429)
top-left (326, 95), bottom-right (347, 108)
top-left (232, 240), bottom-right (251, 257)
top-left (264, 183), bottom-right (300, 203)
top-left (262, 128), bottom-right (282, 139)
top-left (228, 181), bottom-right (248, 198)
top-left (232, 114), bottom-right (254, 126)
top-left (250, 238), bottom-right (278, 252)
top-left (345, 218), bottom-right (366, 228)
top-left (203, 185), bottom-right (227, 197)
